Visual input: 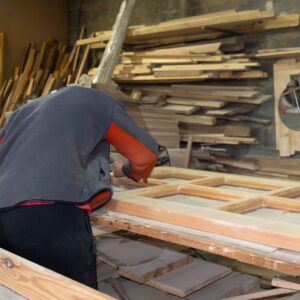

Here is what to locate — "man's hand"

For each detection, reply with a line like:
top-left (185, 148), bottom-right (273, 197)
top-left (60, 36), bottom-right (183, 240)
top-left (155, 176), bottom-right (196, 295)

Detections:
top-left (112, 159), bottom-right (127, 178)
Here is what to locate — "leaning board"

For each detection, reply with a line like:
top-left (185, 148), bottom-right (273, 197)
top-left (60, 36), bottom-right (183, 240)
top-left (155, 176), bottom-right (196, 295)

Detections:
top-left (102, 167), bottom-right (300, 253)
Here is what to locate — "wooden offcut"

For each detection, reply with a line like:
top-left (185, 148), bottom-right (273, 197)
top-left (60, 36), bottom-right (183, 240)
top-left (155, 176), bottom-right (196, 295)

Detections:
top-left (119, 249), bottom-right (192, 283)
top-left (147, 259), bottom-right (231, 297)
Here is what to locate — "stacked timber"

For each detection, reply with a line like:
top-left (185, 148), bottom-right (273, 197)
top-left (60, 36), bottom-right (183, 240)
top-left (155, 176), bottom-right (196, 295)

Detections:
top-left (201, 153), bottom-right (300, 180)
top-left (83, 9), bottom-right (297, 147)
top-left (119, 84), bottom-right (271, 146)
top-left (88, 41), bottom-right (267, 83)
top-left (77, 10), bottom-right (300, 49)
top-left (124, 104), bottom-right (180, 148)
top-left (0, 33), bottom-right (89, 127)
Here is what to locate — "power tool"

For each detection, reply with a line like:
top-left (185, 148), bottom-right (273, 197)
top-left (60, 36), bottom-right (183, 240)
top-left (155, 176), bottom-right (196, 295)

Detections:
top-left (156, 145), bottom-right (171, 166)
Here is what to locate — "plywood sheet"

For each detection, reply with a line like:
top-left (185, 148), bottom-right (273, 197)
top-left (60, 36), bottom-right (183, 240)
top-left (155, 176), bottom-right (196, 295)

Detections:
top-left (147, 259), bottom-right (231, 297)
top-left (186, 272), bottom-right (260, 300)
top-left (119, 249), bottom-right (192, 283)
top-left (96, 237), bottom-right (163, 267)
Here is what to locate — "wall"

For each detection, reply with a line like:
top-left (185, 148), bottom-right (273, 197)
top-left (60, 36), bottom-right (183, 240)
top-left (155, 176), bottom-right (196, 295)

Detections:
top-left (69, 0), bottom-right (300, 157)
top-left (0, 0), bottom-right (68, 77)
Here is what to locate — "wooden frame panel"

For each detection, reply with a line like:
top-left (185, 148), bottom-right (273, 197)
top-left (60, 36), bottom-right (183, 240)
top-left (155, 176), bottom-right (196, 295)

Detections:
top-left (131, 183), bottom-right (250, 201)
top-left (106, 167), bottom-right (300, 252)
top-left (93, 211), bottom-right (300, 276)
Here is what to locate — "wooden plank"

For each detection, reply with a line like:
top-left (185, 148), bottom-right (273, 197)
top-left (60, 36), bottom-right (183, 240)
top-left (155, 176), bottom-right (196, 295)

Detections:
top-left (125, 42), bottom-right (221, 55)
top-left (41, 74), bottom-right (55, 96)
top-left (72, 26), bottom-right (85, 74)
top-left (75, 45), bottom-right (90, 84)
top-left (171, 84), bottom-right (260, 91)
top-left (177, 115), bottom-right (216, 126)
top-left (204, 104), bottom-right (255, 116)
top-left (217, 70), bottom-right (268, 79)
top-left (147, 259), bottom-right (231, 297)
top-left (224, 125), bottom-right (251, 137)
top-left (272, 278), bottom-right (300, 291)
top-left (96, 238), bottom-right (163, 268)
top-left (127, 31), bottom-right (223, 46)
top-left (126, 10), bottom-right (275, 39)
top-left (115, 73), bottom-right (214, 83)
top-left (181, 134), bottom-right (257, 145)
top-left (153, 63), bottom-right (253, 72)
top-left (184, 135), bottom-right (193, 168)
top-left (215, 158), bottom-right (258, 171)
top-left (220, 115), bottom-right (271, 125)
top-left (119, 249), bottom-right (192, 283)
top-left (256, 47), bottom-right (300, 59)
top-left (222, 288), bottom-right (296, 300)
top-left (166, 97), bottom-right (226, 108)
top-left (0, 248), bottom-right (114, 300)
top-left (238, 13), bottom-right (300, 33)
top-left (162, 104), bottom-right (199, 115)
top-left (93, 0), bottom-right (136, 85)
top-left (187, 272), bottom-right (260, 300)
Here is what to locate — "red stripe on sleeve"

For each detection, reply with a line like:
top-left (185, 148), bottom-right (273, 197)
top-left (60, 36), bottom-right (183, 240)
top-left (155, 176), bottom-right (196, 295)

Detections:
top-left (0, 136), bottom-right (4, 144)
top-left (106, 123), bottom-right (157, 181)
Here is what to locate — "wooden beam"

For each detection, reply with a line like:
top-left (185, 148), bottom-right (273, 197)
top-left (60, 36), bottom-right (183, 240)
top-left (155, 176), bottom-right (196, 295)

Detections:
top-left (0, 248), bottom-right (115, 300)
top-left (93, 0), bottom-right (136, 85)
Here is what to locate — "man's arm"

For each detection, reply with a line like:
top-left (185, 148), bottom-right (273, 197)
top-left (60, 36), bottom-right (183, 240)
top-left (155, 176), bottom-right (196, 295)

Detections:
top-left (106, 102), bottom-right (158, 182)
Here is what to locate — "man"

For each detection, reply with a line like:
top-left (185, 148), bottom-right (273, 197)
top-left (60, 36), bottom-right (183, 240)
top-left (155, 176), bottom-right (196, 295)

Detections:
top-left (0, 86), bottom-right (158, 288)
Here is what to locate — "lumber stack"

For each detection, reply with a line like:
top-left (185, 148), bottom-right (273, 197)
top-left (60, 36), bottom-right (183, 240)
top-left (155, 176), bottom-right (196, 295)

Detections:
top-left (77, 10), bottom-right (300, 49)
top-left (120, 84), bottom-right (271, 145)
top-left (124, 104), bottom-right (180, 148)
top-left (182, 151), bottom-right (300, 179)
top-left (83, 9), bottom-right (285, 147)
top-left (96, 234), bottom-right (236, 298)
top-left (113, 42), bottom-right (266, 83)
top-left (88, 41), bottom-right (267, 83)
top-left (0, 38), bottom-right (87, 127)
